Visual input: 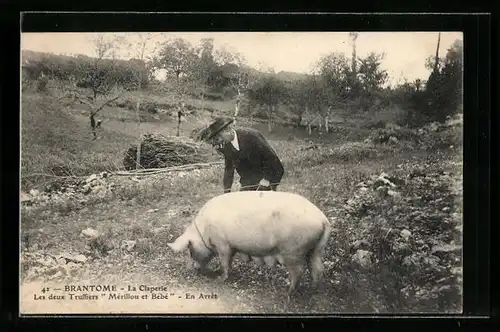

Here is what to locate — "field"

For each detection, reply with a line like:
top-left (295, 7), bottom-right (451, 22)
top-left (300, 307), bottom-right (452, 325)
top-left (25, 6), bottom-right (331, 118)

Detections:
top-left (20, 85), bottom-right (463, 314)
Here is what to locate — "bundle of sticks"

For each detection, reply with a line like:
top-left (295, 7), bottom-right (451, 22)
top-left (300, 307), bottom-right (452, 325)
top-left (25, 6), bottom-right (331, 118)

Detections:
top-left (123, 133), bottom-right (221, 171)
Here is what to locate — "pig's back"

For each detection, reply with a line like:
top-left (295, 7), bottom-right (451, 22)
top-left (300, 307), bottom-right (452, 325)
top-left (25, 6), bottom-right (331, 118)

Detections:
top-left (196, 191), bottom-right (328, 241)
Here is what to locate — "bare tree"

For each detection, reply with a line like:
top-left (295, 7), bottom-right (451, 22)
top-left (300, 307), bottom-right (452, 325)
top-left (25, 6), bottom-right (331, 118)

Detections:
top-left (423, 33), bottom-right (443, 73)
top-left (62, 34), bottom-right (128, 140)
top-left (348, 32), bottom-right (359, 83)
top-left (214, 48), bottom-right (249, 125)
top-left (283, 79), bottom-right (309, 128)
top-left (315, 52), bottom-right (350, 131)
top-left (247, 71), bottom-right (285, 133)
top-left (86, 34), bottom-right (125, 100)
top-left (232, 72), bottom-right (251, 125)
top-left (303, 75), bottom-right (327, 135)
top-left (192, 38), bottom-right (217, 113)
top-left (125, 33), bottom-right (158, 169)
top-left (433, 32), bottom-right (442, 73)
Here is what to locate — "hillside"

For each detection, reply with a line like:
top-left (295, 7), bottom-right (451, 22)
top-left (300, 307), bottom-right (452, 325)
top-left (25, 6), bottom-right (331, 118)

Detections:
top-left (21, 49), bottom-right (309, 83)
top-left (20, 84), bottom-right (463, 314)
top-left (275, 70), bottom-right (311, 82)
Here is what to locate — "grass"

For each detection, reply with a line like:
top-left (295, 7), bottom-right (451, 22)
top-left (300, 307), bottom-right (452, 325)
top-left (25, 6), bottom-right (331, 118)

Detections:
top-left (19, 86), bottom-right (463, 314)
top-left (21, 94), bottom-right (136, 188)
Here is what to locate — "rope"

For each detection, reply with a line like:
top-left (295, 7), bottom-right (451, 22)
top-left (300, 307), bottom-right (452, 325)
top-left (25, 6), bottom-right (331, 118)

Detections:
top-left (22, 180), bottom-right (283, 200)
top-left (21, 162), bottom-right (224, 181)
top-left (237, 182), bottom-right (281, 191)
top-left (22, 175), bottom-right (285, 207)
top-left (21, 162), bottom-right (286, 212)
top-left (193, 220), bottom-right (213, 253)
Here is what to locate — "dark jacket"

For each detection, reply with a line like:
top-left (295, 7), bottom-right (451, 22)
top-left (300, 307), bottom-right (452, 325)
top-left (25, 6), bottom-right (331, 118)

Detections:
top-left (222, 128), bottom-right (284, 193)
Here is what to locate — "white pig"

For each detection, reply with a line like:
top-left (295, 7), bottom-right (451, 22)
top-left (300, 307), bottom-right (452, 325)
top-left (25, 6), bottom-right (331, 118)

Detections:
top-left (167, 191), bottom-right (332, 295)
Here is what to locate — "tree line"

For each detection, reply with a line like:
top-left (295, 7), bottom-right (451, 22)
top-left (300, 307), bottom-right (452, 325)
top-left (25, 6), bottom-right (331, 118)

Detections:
top-left (22, 51), bottom-right (149, 98)
top-left (243, 35), bottom-right (463, 128)
top-left (22, 33), bottom-right (463, 128)
top-left (147, 34), bottom-right (463, 128)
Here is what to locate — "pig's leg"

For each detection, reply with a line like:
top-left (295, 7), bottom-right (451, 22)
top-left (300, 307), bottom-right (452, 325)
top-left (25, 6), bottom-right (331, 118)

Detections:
top-left (307, 253), bottom-right (325, 286)
top-left (264, 255), bottom-right (278, 268)
top-left (253, 257), bottom-right (264, 266)
top-left (239, 253), bottom-right (250, 262)
top-left (283, 256), bottom-right (305, 296)
top-left (218, 245), bottom-right (235, 282)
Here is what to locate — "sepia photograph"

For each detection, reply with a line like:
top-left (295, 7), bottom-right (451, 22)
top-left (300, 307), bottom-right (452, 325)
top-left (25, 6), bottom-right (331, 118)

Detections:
top-left (19, 31), bottom-right (463, 315)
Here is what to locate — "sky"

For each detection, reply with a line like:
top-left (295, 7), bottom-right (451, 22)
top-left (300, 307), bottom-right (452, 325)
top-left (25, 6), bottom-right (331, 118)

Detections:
top-left (21, 31), bottom-right (463, 87)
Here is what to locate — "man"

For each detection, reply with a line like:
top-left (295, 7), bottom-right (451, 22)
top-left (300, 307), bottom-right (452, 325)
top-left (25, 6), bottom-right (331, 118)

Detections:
top-left (198, 117), bottom-right (284, 193)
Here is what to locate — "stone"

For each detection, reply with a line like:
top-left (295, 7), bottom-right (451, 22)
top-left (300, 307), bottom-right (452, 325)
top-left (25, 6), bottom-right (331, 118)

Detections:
top-left (73, 254), bottom-right (87, 264)
top-left (86, 174), bottom-right (98, 183)
top-left (353, 249), bottom-right (372, 268)
top-left (81, 228), bottom-right (99, 239)
top-left (352, 239), bottom-right (371, 250)
top-left (400, 229), bottom-right (412, 240)
top-left (21, 191), bottom-right (32, 203)
top-left (387, 190), bottom-right (401, 198)
top-left (152, 227), bottom-right (166, 235)
top-left (29, 189), bottom-right (40, 197)
top-left (121, 240), bottom-right (136, 252)
top-left (431, 244), bottom-right (462, 254)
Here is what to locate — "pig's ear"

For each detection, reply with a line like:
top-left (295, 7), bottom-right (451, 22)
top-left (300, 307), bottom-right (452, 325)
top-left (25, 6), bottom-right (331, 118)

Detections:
top-left (167, 233), bottom-right (190, 252)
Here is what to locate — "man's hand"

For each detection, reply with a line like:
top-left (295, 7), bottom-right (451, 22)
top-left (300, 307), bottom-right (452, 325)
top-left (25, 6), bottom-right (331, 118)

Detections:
top-left (259, 178), bottom-right (270, 187)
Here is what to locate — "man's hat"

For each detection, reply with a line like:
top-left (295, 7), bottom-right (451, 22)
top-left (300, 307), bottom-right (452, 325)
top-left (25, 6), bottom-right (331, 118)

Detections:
top-left (196, 117), bottom-right (234, 142)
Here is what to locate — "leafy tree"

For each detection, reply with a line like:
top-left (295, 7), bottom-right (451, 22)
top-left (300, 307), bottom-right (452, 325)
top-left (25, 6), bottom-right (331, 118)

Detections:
top-left (315, 52), bottom-right (351, 127)
top-left (153, 38), bottom-right (197, 82)
top-left (425, 39), bottom-right (463, 122)
top-left (191, 38), bottom-right (218, 110)
top-left (316, 52), bottom-right (350, 94)
top-left (356, 52), bottom-right (389, 112)
top-left (357, 52), bottom-right (388, 92)
top-left (211, 47), bottom-right (247, 92)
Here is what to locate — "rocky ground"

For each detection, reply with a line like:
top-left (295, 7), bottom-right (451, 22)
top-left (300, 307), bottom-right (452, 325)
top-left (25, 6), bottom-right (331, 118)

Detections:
top-left (19, 114), bottom-right (463, 314)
